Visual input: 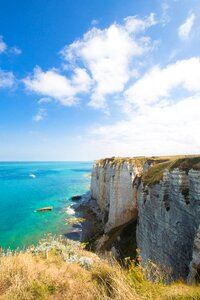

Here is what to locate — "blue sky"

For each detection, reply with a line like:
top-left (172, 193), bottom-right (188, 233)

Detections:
top-left (0, 0), bottom-right (200, 161)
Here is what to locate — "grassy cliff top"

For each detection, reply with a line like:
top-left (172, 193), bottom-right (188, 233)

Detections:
top-left (95, 155), bottom-right (200, 167)
top-left (95, 155), bottom-right (200, 186)
top-left (142, 156), bottom-right (200, 186)
top-left (96, 156), bottom-right (145, 168)
top-left (95, 156), bottom-right (166, 168)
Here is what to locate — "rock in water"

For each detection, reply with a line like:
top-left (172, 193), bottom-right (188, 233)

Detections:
top-left (36, 206), bottom-right (53, 212)
top-left (71, 195), bottom-right (82, 201)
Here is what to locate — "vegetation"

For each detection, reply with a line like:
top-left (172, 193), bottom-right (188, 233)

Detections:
top-left (96, 154), bottom-right (199, 168)
top-left (142, 156), bottom-right (200, 186)
top-left (95, 154), bottom-right (200, 186)
top-left (142, 160), bottom-right (173, 186)
top-left (65, 217), bottom-right (86, 226)
top-left (0, 235), bottom-right (199, 300)
top-left (95, 156), bottom-right (149, 168)
top-left (170, 157), bottom-right (200, 172)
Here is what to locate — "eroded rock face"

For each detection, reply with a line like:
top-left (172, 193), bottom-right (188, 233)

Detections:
top-left (91, 161), bottom-right (144, 232)
top-left (90, 158), bottom-right (200, 281)
top-left (187, 226), bottom-right (200, 284)
top-left (137, 169), bottom-right (200, 280)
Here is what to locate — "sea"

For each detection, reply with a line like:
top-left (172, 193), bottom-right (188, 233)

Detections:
top-left (0, 161), bottom-right (92, 250)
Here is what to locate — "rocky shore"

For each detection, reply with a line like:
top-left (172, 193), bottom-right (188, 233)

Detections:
top-left (64, 192), bottom-right (104, 248)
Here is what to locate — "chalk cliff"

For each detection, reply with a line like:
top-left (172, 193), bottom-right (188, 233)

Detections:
top-left (90, 156), bottom-right (200, 282)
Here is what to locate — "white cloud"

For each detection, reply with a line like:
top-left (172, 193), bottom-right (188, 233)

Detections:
top-left (24, 66), bottom-right (91, 106)
top-left (0, 69), bottom-right (15, 88)
top-left (86, 56), bottom-right (200, 157)
top-left (38, 97), bottom-right (52, 104)
top-left (124, 13), bottom-right (156, 33)
top-left (0, 36), bottom-right (7, 53)
top-left (90, 94), bottom-right (200, 157)
top-left (124, 57), bottom-right (200, 107)
top-left (0, 36), bottom-right (19, 89)
top-left (60, 14), bottom-right (156, 109)
top-left (0, 36), bottom-right (21, 55)
top-left (91, 19), bottom-right (99, 26)
top-left (161, 2), bottom-right (171, 26)
top-left (178, 13), bottom-right (195, 40)
top-left (24, 14), bottom-right (156, 111)
top-left (33, 108), bottom-right (47, 122)
top-left (10, 46), bottom-right (22, 55)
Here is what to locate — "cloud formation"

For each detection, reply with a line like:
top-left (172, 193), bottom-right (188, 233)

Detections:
top-left (0, 69), bottom-right (15, 88)
top-left (90, 56), bottom-right (200, 157)
top-left (124, 57), bottom-right (200, 107)
top-left (24, 14), bottom-right (156, 109)
top-left (33, 108), bottom-right (47, 122)
top-left (10, 46), bottom-right (22, 55)
top-left (0, 36), bottom-right (22, 55)
top-left (0, 36), bottom-right (7, 53)
top-left (161, 2), bottom-right (171, 26)
top-left (38, 97), bottom-right (52, 104)
top-left (21, 11), bottom-right (200, 157)
top-left (178, 13), bottom-right (195, 40)
top-left (24, 66), bottom-right (91, 105)
top-left (0, 35), bottom-right (20, 89)
top-left (61, 14), bottom-right (156, 109)
top-left (91, 94), bottom-right (200, 157)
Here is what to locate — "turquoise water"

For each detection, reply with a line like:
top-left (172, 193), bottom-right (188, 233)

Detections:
top-left (0, 161), bottom-right (92, 250)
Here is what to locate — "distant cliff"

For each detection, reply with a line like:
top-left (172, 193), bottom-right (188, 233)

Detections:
top-left (90, 156), bottom-right (200, 283)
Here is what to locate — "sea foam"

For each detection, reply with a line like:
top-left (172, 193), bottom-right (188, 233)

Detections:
top-left (29, 173), bottom-right (36, 179)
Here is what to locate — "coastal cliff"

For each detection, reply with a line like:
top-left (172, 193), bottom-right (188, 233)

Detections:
top-left (90, 156), bottom-right (200, 282)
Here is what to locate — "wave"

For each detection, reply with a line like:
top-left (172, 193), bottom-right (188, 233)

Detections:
top-left (64, 206), bottom-right (75, 215)
top-left (29, 174), bottom-right (36, 179)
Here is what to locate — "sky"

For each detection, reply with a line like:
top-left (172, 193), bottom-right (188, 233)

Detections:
top-left (0, 0), bottom-right (200, 161)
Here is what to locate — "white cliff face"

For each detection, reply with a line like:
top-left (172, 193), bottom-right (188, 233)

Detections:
top-left (90, 157), bottom-right (200, 282)
top-left (91, 160), bottom-right (145, 232)
top-left (137, 169), bottom-right (200, 280)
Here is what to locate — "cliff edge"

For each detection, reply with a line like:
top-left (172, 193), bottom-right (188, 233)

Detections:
top-left (90, 156), bottom-right (200, 283)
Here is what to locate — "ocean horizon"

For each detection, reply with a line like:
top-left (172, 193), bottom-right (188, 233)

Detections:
top-left (0, 161), bottom-right (92, 250)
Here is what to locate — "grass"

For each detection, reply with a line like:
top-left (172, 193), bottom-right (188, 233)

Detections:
top-left (142, 156), bottom-right (200, 186)
top-left (0, 236), bottom-right (199, 300)
top-left (95, 155), bottom-right (200, 186)
top-left (95, 155), bottom-right (200, 168)
top-left (169, 157), bottom-right (200, 172)
top-left (142, 160), bottom-right (173, 186)
top-left (95, 156), bottom-right (149, 168)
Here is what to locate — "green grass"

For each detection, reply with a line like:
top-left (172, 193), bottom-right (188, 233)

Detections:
top-left (142, 156), bottom-right (200, 186)
top-left (142, 161), bottom-right (173, 186)
top-left (169, 157), bottom-right (200, 172)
